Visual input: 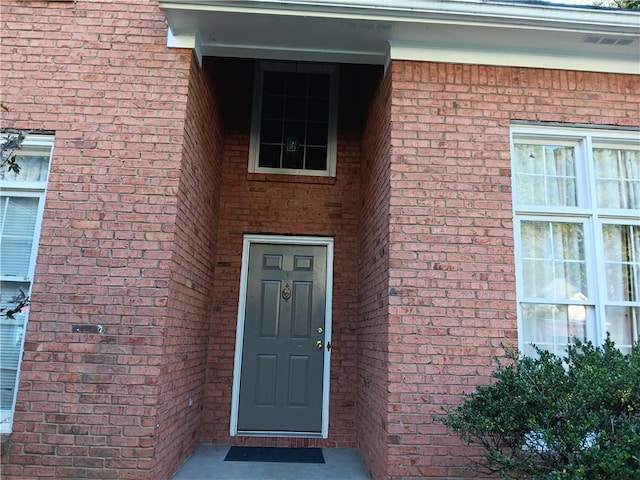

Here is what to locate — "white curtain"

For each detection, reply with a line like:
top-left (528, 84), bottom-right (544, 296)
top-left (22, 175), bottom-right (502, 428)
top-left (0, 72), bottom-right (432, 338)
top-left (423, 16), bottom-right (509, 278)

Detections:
top-left (1, 148), bottom-right (50, 182)
top-left (602, 224), bottom-right (640, 351)
top-left (520, 220), bottom-right (587, 354)
top-left (594, 147), bottom-right (640, 210)
top-left (514, 144), bottom-right (576, 207)
top-left (521, 221), bottom-right (586, 299)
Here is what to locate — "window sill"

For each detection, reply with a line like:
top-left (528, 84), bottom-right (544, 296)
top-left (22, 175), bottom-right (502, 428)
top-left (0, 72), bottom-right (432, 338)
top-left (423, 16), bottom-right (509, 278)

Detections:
top-left (246, 172), bottom-right (336, 185)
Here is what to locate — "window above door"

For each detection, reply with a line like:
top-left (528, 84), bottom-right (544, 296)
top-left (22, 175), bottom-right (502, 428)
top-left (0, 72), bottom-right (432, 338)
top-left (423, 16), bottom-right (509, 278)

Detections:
top-left (249, 62), bottom-right (338, 177)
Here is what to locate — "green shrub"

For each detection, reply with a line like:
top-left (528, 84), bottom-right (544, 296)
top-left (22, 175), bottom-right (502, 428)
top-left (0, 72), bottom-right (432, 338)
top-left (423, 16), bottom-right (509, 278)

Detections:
top-left (441, 338), bottom-right (640, 479)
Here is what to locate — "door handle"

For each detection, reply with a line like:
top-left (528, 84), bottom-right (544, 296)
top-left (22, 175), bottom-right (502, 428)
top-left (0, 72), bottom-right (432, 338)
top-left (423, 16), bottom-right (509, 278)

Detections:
top-left (316, 340), bottom-right (323, 349)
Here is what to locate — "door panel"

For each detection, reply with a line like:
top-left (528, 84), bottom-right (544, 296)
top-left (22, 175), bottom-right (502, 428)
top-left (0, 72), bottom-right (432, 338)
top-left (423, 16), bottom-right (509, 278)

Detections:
top-left (256, 355), bottom-right (277, 406)
top-left (291, 281), bottom-right (312, 337)
top-left (288, 356), bottom-right (310, 406)
top-left (259, 281), bottom-right (280, 337)
top-left (238, 243), bottom-right (327, 433)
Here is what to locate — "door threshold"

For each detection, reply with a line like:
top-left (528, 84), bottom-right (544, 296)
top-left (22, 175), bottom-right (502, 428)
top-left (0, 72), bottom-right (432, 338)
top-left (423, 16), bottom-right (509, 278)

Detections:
top-left (236, 430), bottom-right (325, 439)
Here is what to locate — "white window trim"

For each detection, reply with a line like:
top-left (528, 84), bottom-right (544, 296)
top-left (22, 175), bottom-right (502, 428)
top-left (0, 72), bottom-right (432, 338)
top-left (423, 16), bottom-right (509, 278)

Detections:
top-left (248, 61), bottom-right (339, 177)
top-left (0, 134), bottom-right (53, 433)
top-left (511, 124), bottom-right (640, 354)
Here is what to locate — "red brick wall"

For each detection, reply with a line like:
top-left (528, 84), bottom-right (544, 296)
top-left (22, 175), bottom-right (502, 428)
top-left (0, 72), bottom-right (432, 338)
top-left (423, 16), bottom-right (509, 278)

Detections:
top-left (2, 2), bottom-right (638, 476)
top-left (199, 60), bottom-right (373, 448)
top-left (0, 1), bottom-right (195, 478)
top-left (152, 57), bottom-right (224, 480)
top-left (383, 61), bottom-right (640, 480)
top-left (357, 68), bottom-right (393, 480)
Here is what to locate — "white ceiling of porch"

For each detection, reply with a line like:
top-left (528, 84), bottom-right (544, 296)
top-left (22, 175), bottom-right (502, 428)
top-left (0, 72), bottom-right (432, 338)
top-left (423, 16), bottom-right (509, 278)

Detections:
top-left (160, 1), bottom-right (640, 73)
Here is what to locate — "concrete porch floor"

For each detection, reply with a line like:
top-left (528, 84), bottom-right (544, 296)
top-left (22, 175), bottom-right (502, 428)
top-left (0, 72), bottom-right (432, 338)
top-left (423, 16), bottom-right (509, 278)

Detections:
top-left (171, 445), bottom-right (371, 480)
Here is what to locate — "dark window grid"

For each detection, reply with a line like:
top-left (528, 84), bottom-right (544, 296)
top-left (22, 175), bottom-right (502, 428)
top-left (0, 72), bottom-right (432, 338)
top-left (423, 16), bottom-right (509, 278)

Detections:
top-left (258, 71), bottom-right (330, 171)
top-left (259, 129), bottom-right (328, 145)
top-left (258, 144), bottom-right (328, 170)
top-left (259, 116), bottom-right (327, 170)
top-left (260, 121), bottom-right (328, 147)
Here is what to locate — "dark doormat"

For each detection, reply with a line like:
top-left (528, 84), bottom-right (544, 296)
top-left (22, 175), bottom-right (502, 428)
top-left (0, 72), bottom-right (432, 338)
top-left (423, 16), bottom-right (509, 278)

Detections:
top-left (224, 446), bottom-right (325, 464)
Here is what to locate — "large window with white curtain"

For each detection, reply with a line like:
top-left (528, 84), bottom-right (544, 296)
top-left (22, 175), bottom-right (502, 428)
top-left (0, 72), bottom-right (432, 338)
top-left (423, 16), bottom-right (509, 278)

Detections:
top-left (0, 134), bottom-right (52, 433)
top-left (511, 125), bottom-right (639, 357)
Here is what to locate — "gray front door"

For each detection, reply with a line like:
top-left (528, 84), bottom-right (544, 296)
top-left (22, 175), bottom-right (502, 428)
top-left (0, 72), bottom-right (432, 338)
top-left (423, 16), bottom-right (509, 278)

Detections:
top-left (238, 243), bottom-right (327, 433)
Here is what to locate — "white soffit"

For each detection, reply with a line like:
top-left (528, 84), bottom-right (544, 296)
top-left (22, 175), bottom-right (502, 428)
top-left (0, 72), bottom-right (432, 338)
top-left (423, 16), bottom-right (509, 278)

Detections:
top-left (160, 0), bottom-right (640, 74)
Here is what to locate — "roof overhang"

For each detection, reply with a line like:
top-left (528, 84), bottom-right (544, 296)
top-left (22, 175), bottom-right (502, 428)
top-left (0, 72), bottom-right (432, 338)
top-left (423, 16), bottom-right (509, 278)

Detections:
top-left (160, 0), bottom-right (640, 74)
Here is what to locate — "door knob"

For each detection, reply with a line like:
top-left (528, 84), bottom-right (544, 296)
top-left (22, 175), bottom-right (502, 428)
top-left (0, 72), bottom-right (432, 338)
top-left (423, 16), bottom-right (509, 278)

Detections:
top-left (316, 340), bottom-right (323, 349)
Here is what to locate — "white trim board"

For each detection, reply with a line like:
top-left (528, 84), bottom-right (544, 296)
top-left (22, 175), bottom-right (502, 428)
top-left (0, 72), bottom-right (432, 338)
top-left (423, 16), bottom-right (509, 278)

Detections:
top-left (229, 234), bottom-right (334, 439)
top-left (388, 41), bottom-right (640, 75)
top-left (161, 1), bottom-right (639, 74)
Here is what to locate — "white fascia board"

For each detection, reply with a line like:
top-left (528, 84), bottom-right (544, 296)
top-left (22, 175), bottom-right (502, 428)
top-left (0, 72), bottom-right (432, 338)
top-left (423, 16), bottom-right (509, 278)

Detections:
top-left (389, 41), bottom-right (640, 75)
top-left (160, 1), bottom-right (639, 72)
top-left (197, 43), bottom-right (387, 64)
top-left (160, 0), bottom-right (640, 35)
top-left (167, 27), bottom-right (196, 48)
top-left (166, 28), bottom-right (203, 66)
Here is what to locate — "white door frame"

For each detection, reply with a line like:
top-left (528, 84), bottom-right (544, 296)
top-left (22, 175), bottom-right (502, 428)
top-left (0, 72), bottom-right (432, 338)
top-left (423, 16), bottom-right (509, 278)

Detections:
top-left (230, 234), bottom-right (334, 438)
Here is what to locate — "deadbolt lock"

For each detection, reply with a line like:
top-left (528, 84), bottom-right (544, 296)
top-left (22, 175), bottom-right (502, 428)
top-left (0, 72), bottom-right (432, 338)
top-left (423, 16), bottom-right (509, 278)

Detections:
top-left (317, 327), bottom-right (323, 334)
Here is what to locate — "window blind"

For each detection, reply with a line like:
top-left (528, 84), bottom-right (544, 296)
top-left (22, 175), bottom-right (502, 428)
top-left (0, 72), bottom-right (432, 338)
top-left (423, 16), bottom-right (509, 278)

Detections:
top-left (0, 196), bottom-right (39, 278)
